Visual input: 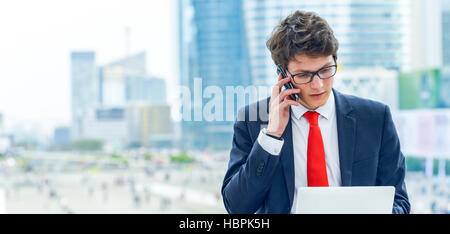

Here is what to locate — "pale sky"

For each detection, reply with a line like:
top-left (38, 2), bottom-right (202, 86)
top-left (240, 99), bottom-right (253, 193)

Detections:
top-left (0, 0), bottom-right (177, 137)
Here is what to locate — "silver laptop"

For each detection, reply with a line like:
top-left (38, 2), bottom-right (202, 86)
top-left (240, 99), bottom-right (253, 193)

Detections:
top-left (295, 186), bottom-right (395, 214)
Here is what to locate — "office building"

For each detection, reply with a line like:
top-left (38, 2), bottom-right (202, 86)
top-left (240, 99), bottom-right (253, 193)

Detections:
top-left (178, 0), bottom-right (251, 150)
top-left (100, 52), bottom-right (148, 107)
top-left (0, 113), bottom-right (3, 136)
top-left (410, 0), bottom-right (443, 70)
top-left (71, 51), bottom-right (99, 140)
top-left (243, 0), bottom-right (410, 85)
top-left (81, 107), bottom-right (128, 149)
top-left (126, 76), bottom-right (167, 105)
top-left (127, 103), bottom-right (173, 148)
top-left (333, 68), bottom-right (399, 109)
top-left (443, 0), bottom-right (450, 66)
top-left (53, 126), bottom-right (71, 145)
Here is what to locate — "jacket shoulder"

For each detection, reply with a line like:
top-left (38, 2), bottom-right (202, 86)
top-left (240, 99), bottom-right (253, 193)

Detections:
top-left (236, 97), bottom-right (270, 123)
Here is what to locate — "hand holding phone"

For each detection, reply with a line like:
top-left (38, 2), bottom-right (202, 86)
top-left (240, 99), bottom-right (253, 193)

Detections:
top-left (277, 65), bottom-right (299, 102)
top-left (276, 65), bottom-right (312, 110)
top-left (266, 66), bottom-right (301, 138)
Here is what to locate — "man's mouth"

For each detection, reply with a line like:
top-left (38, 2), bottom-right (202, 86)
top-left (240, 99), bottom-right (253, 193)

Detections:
top-left (310, 91), bottom-right (325, 98)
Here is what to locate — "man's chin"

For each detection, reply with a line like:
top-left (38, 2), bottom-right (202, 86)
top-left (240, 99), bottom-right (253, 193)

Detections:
top-left (299, 101), bottom-right (318, 110)
top-left (302, 99), bottom-right (325, 110)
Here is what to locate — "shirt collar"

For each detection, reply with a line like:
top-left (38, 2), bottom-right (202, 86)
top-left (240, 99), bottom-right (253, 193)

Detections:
top-left (291, 90), bottom-right (335, 120)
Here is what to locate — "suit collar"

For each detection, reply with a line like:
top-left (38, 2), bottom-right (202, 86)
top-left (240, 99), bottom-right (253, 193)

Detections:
top-left (332, 88), bottom-right (353, 115)
top-left (291, 90), bottom-right (335, 121)
top-left (268, 89), bottom-right (356, 210)
top-left (333, 89), bottom-right (356, 186)
top-left (280, 112), bottom-right (295, 211)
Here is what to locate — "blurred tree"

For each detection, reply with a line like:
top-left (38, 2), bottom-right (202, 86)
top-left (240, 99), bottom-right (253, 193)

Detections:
top-left (170, 153), bottom-right (195, 164)
top-left (111, 153), bottom-right (121, 159)
top-left (70, 139), bottom-right (103, 151)
top-left (406, 157), bottom-right (425, 172)
top-left (143, 153), bottom-right (153, 161)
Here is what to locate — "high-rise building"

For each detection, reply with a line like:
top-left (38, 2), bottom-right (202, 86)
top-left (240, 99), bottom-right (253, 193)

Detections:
top-left (443, 0), bottom-right (450, 66)
top-left (0, 113), bottom-right (3, 136)
top-left (126, 76), bottom-right (167, 105)
top-left (178, 0), bottom-right (251, 150)
top-left (81, 107), bottom-right (128, 149)
top-left (410, 0), bottom-right (443, 70)
top-left (127, 103), bottom-right (173, 148)
top-left (243, 0), bottom-right (410, 85)
top-left (71, 52), bottom-right (99, 140)
top-left (333, 68), bottom-right (399, 109)
top-left (72, 50), bottom-right (171, 148)
top-left (100, 52), bottom-right (147, 107)
top-left (53, 126), bottom-right (71, 145)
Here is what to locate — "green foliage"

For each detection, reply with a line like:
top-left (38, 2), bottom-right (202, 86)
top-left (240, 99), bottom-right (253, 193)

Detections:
top-left (170, 153), bottom-right (195, 164)
top-left (127, 142), bottom-right (142, 149)
top-left (143, 153), bottom-right (153, 161)
top-left (406, 157), bottom-right (425, 172)
top-left (121, 158), bottom-right (130, 167)
top-left (406, 157), bottom-right (450, 175)
top-left (70, 139), bottom-right (104, 151)
top-left (14, 141), bottom-right (37, 150)
top-left (111, 153), bottom-right (121, 159)
top-left (432, 159), bottom-right (450, 175)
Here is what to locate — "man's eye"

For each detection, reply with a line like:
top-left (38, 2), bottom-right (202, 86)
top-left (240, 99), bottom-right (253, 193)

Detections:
top-left (297, 74), bottom-right (309, 78)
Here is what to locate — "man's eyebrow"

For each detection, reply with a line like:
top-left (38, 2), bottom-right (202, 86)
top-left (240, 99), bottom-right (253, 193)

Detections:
top-left (292, 62), bottom-right (333, 74)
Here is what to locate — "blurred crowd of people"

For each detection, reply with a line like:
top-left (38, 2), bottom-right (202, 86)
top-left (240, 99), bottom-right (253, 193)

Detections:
top-left (1, 155), bottom-right (448, 214)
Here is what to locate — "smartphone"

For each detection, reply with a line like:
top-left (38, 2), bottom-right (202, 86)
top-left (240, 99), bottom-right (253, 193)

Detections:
top-left (276, 65), bottom-right (299, 102)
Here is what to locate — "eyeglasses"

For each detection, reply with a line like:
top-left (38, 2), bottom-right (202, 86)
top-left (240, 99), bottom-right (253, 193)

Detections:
top-left (286, 64), bottom-right (337, 85)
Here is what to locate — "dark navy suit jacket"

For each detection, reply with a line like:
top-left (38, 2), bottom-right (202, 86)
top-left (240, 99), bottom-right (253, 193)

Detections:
top-left (221, 89), bottom-right (410, 214)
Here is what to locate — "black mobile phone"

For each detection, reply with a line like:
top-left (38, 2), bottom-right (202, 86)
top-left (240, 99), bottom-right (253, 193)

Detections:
top-left (276, 65), bottom-right (299, 102)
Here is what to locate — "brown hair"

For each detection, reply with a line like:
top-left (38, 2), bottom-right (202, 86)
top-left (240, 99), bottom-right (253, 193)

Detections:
top-left (266, 10), bottom-right (339, 69)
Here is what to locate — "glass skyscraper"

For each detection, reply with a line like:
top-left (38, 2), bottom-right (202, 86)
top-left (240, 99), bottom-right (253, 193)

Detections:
top-left (178, 0), bottom-right (411, 150)
top-left (179, 0), bottom-right (251, 150)
top-left (72, 51), bottom-right (169, 147)
top-left (100, 52), bottom-right (148, 107)
top-left (443, 0), bottom-right (450, 66)
top-left (125, 76), bottom-right (167, 105)
top-left (70, 51), bottom-right (99, 140)
top-left (243, 0), bottom-right (410, 85)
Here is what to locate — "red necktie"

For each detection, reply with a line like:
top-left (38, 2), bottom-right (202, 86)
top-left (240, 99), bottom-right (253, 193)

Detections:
top-left (304, 111), bottom-right (329, 187)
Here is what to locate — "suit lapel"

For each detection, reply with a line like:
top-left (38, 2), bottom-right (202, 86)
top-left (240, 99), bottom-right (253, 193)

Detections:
top-left (264, 96), bottom-right (295, 210)
top-left (333, 89), bottom-right (356, 186)
top-left (274, 89), bottom-right (356, 209)
top-left (280, 112), bottom-right (295, 210)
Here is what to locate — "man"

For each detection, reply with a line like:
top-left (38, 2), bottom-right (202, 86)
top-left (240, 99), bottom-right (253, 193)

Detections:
top-left (221, 10), bottom-right (410, 214)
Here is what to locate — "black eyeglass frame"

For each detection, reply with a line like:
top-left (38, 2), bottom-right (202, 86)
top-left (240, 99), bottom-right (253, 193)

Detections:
top-left (286, 63), bottom-right (338, 85)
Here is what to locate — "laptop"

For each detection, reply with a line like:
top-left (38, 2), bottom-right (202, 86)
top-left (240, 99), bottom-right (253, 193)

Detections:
top-left (295, 186), bottom-right (395, 214)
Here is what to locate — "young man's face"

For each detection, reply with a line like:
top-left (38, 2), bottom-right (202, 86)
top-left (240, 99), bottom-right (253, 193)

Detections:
top-left (287, 54), bottom-right (335, 110)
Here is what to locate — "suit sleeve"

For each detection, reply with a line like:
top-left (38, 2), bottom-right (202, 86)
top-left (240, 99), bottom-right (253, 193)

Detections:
top-left (377, 105), bottom-right (411, 214)
top-left (221, 109), bottom-right (281, 214)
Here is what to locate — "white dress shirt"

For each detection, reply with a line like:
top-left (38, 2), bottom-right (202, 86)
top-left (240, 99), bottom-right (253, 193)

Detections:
top-left (257, 91), bottom-right (341, 213)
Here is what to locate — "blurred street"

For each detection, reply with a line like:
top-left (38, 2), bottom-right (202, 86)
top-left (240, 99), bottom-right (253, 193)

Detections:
top-left (1, 151), bottom-right (228, 214)
top-left (1, 151), bottom-right (448, 214)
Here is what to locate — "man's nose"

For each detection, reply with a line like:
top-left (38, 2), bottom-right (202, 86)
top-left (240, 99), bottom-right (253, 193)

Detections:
top-left (310, 74), bottom-right (323, 89)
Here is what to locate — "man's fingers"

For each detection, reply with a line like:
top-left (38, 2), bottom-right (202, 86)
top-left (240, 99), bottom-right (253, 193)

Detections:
top-left (272, 77), bottom-right (291, 97)
top-left (277, 77), bottom-right (292, 88)
top-left (280, 99), bottom-right (299, 108)
top-left (278, 89), bottom-right (300, 103)
top-left (271, 77), bottom-right (288, 98)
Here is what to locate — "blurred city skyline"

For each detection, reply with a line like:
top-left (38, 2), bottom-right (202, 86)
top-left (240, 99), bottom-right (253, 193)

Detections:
top-left (1, 0), bottom-right (449, 141)
top-left (0, 0), bottom-right (177, 137)
top-left (0, 0), bottom-right (449, 214)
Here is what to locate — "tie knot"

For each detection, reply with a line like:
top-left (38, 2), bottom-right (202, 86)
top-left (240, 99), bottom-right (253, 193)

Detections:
top-left (304, 111), bottom-right (319, 126)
